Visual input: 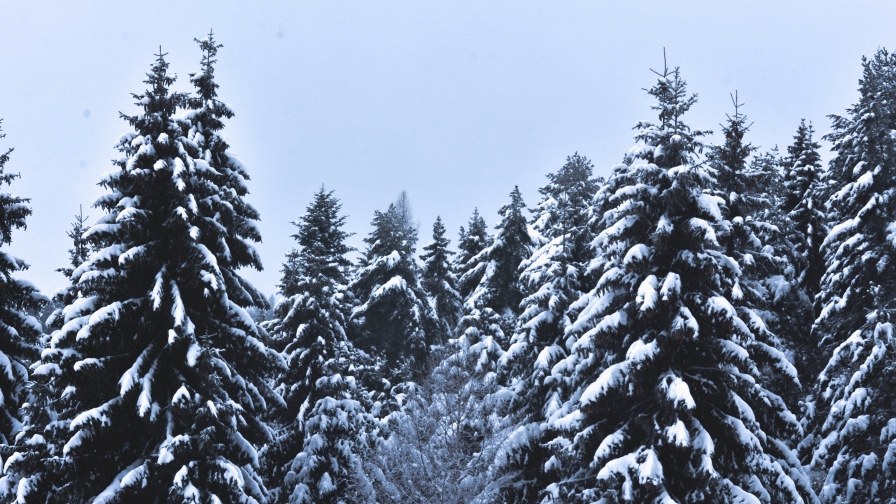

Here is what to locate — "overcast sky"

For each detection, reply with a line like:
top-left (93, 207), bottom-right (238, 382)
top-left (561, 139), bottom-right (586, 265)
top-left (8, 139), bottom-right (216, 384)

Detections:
top-left (1, 0), bottom-right (895, 297)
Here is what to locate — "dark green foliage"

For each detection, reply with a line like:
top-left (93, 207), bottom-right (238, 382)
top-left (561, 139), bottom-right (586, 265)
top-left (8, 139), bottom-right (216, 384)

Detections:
top-left (349, 198), bottom-right (438, 377)
top-left (0, 119), bottom-right (45, 452)
top-left (4, 40), bottom-right (282, 502)
top-left (455, 208), bottom-right (492, 302)
top-left (420, 216), bottom-right (462, 338)
top-left (802, 48), bottom-right (896, 503)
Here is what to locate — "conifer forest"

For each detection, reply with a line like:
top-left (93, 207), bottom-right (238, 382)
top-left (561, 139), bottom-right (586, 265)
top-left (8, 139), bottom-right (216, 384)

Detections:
top-left (3, 29), bottom-right (896, 504)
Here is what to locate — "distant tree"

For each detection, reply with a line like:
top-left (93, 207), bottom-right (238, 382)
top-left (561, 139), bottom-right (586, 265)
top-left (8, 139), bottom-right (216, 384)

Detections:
top-left (454, 208), bottom-right (492, 301)
top-left (4, 39), bottom-right (282, 502)
top-left (708, 96), bottom-right (803, 406)
top-left (783, 120), bottom-right (826, 303)
top-left (492, 153), bottom-right (599, 502)
top-left (349, 195), bottom-right (438, 379)
top-left (420, 216), bottom-right (462, 338)
top-left (460, 186), bottom-right (533, 335)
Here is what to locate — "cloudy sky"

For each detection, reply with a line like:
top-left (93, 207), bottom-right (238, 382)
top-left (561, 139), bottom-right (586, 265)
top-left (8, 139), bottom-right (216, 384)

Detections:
top-left (1, 0), bottom-right (895, 297)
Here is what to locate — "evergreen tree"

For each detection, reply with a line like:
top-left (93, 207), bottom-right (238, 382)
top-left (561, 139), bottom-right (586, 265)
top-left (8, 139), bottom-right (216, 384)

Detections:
top-left (491, 154), bottom-right (599, 502)
top-left (263, 188), bottom-right (376, 504)
top-left (0, 119), bottom-right (46, 495)
top-left (708, 96), bottom-right (803, 405)
top-left (778, 121), bottom-right (828, 379)
top-left (56, 206), bottom-right (92, 282)
top-left (454, 208), bottom-right (492, 302)
top-left (804, 48), bottom-right (896, 503)
top-left (6, 40), bottom-right (282, 502)
top-left (782, 121), bottom-right (826, 304)
top-left (3, 204), bottom-right (92, 502)
top-left (543, 62), bottom-right (814, 503)
top-left (420, 216), bottom-right (462, 338)
top-left (349, 196), bottom-right (437, 378)
top-left (460, 186), bottom-right (533, 335)
top-left (44, 207), bottom-right (92, 326)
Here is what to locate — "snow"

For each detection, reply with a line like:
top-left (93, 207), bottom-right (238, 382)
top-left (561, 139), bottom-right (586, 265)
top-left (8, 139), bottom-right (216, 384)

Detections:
top-left (636, 275), bottom-right (658, 312)
top-left (637, 448), bottom-right (663, 485)
top-left (625, 339), bottom-right (658, 362)
top-left (665, 420), bottom-right (689, 447)
top-left (661, 374), bottom-right (695, 410)
top-left (697, 193), bottom-right (725, 222)
top-left (623, 243), bottom-right (650, 266)
top-left (580, 361), bottom-right (625, 405)
top-left (593, 423), bottom-right (628, 463)
top-left (659, 272), bottom-right (680, 301)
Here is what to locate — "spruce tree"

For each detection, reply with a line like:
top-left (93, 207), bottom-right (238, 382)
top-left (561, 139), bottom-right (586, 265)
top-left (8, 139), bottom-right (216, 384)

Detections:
top-left (420, 216), bottom-right (462, 338)
top-left (349, 197), bottom-right (437, 378)
top-left (708, 97), bottom-right (803, 407)
top-left (543, 62), bottom-right (814, 503)
top-left (2, 206), bottom-right (93, 502)
top-left (0, 119), bottom-right (46, 498)
top-left (804, 48), bottom-right (896, 503)
top-left (7, 41), bottom-right (282, 502)
top-left (460, 186), bottom-right (533, 335)
top-left (492, 154), bottom-right (599, 502)
top-left (263, 188), bottom-right (376, 504)
top-left (780, 121), bottom-right (828, 379)
top-left (784, 120), bottom-right (826, 303)
top-left (455, 208), bottom-right (492, 302)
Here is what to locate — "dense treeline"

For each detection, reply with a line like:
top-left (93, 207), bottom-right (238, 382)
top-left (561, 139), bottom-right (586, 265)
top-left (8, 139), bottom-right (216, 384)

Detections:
top-left (0, 33), bottom-right (894, 503)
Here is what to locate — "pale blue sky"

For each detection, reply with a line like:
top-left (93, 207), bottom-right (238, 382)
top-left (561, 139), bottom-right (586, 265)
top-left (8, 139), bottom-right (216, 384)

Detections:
top-left (1, 1), bottom-right (895, 297)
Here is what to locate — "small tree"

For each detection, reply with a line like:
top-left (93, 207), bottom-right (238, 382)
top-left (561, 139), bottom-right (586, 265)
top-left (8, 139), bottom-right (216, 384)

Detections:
top-left (455, 208), bottom-right (493, 302)
top-left (420, 216), bottom-right (462, 339)
top-left (262, 187), bottom-right (377, 503)
top-left (349, 195), bottom-right (438, 379)
top-left (0, 120), bottom-right (46, 499)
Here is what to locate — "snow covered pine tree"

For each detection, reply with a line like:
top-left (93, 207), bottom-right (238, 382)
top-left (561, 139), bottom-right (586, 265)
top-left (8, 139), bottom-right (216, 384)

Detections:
top-left (544, 61), bottom-right (815, 503)
top-left (0, 207), bottom-right (91, 501)
top-left (348, 196), bottom-right (438, 382)
top-left (805, 47), bottom-right (896, 503)
top-left (494, 153), bottom-right (600, 502)
top-left (460, 186), bottom-right (534, 337)
top-left (455, 208), bottom-right (493, 302)
top-left (420, 216), bottom-right (462, 340)
top-left (780, 120), bottom-right (828, 379)
top-left (262, 187), bottom-right (376, 504)
top-left (5, 37), bottom-right (283, 502)
top-left (0, 119), bottom-right (47, 499)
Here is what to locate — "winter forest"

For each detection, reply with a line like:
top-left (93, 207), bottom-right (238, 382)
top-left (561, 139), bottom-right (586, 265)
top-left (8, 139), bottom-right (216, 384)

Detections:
top-left (0, 28), bottom-right (895, 503)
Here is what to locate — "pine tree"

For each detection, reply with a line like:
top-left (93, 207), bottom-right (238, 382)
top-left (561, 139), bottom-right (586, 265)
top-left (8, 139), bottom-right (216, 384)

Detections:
top-left (543, 61), bottom-right (814, 503)
top-left (491, 154), bottom-right (599, 502)
top-left (6, 40), bottom-right (283, 502)
top-left (455, 208), bottom-right (492, 302)
top-left (460, 186), bottom-right (533, 335)
top-left (778, 121), bottom-right (828, 379)
top-left (0, 119), bottom-right (46, 499)
top-left (783, 121), bottom-right (826, 302)
top-left (708, 96), bottom-right (803, 407)
top-left (804, 48), bottom-right (896, 503)
top-left (420, 216), bottom-right (462, 338)
top-left (349, 196), bottom-right (437, 379)
top-left (262, 188), bottom-right (377, 504)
